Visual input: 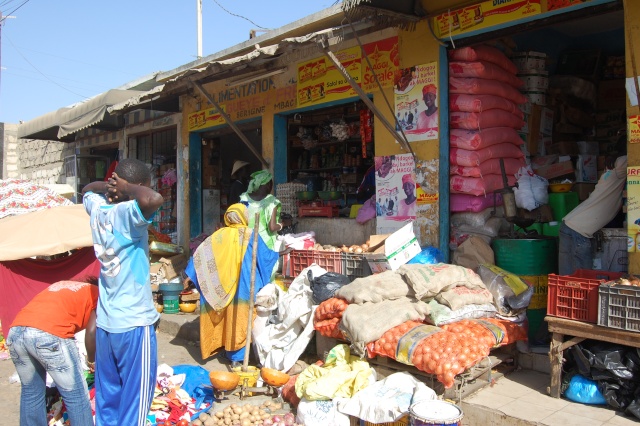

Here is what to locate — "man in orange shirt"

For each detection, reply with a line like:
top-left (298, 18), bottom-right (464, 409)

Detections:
top-left (6, 279), bottom-right (98, 426)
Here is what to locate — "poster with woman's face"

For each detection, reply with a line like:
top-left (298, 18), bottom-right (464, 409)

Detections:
top-left (375, 153), bottom-right (417, 234)
top-left (393, 62), bottom-right (439, 142)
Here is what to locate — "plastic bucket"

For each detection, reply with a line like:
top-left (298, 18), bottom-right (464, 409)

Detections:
top-left (409, 400), bottom-right (463, 425)
top-left (163, 296), bottom-right (179, 314)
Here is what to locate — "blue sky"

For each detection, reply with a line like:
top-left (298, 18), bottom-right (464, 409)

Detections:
top-left (0, 0), bottom-right (335, 124)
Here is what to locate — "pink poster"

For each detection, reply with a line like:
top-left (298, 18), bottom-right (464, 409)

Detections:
top-left (375, 153), bottom-right (416, 234)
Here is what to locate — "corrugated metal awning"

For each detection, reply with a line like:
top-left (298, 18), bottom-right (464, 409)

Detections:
top-left (18, 89), bottom-right (146, 141)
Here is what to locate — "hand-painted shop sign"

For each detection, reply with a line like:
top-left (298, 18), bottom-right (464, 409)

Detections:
top-left (629, 115), bottom-right (640, 144)
top-left (187, 84), bottom-right (296, 131)
top-left (433, 0), bottom-right (543, 38)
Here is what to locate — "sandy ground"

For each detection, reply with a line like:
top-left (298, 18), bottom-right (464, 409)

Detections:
top-left (0, 329), bottom-right (230, 426)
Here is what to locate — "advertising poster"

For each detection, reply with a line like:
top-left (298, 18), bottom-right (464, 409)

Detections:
top-left (433, 0), bottom-right (542, 38)
top-left (297, 46), bottom-right (361, 107)
top-left (629, 115), bottom-right (640, 144)
top-left (362, 36), bottom-right (399, 93)
top-left (394, 62), bottom-right (438, 142)
top-left (375, 153), bottom-right (417, 234)
top-left (628, 167), bottom-right (640, 252)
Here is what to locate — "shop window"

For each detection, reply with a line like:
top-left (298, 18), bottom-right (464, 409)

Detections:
top-left (133, 128), bottom-right (178, 241)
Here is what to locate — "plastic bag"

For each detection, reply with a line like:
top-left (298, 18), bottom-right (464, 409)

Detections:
top-left (356, 196), bottom-right (376, 224)
top-left (307, 270), bottom-right (351, 305)
top-left (407, 247), bottom-right (443, 265)
top-left (564, 374), bottom-right (607, 405)
top-left (477, 263), bottom-right (533, 315)
top-left (514, 166), bottom-right (548, 211)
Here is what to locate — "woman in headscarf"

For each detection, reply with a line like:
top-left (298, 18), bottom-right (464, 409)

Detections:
top-left (397, 173), bottom-right (417, 218)
top-left (184, 203), bottom-right (278, 365)
top-left (240, 170), bottom-right (289, 252)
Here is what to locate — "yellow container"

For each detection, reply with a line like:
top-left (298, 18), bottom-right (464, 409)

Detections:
top-left (521, 274), bottom-right (548, 310)
top-left (232, 366), bottom-right (260, 388)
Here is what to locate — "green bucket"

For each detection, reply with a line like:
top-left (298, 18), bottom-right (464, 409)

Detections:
top-left (163, 296), bottom-right (179, 314)
top-left (527, 308), bottom-right (548, 343)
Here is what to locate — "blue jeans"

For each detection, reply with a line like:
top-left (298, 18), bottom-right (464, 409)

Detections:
top-left (6, 326), bottom-right (93, 426)
top-left (559, 222), bottom-right (593, 275)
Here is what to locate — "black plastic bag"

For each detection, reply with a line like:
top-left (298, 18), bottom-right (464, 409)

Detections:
top-left (307, 270), bottom-right (350, 305)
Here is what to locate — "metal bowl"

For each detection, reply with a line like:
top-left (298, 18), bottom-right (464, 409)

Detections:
top-left (318, 190), bottom-right (343, 201)
top-left (296, 191), bottom-right (318, 201)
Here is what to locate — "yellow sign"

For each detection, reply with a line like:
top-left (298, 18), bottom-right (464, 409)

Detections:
top-left (629, 115), bottom-right (640, 144)
top-left (416, 185), bottom-right (438, 205)
top-left (297, 46), bottom-right (361, 107)
top-left (362, 36), bottom-right (399, 92)
top-left (187, 85), bottom-right (296, 131)
top-left (628, 167), bottom-right (640, 252)
top-left (433, 0), bottom-right (542, 38)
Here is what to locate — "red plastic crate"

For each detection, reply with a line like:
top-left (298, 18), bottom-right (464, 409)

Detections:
top-left (314, 251), bottom-right (343, 274)
top-left (547, 269), bottom-right (624, 323)
top-left (289, 250), bottom-right (315, 277)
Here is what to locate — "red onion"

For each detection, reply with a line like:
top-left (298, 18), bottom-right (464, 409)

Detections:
top-left (271, 415), bottom-right (282, 423)
top-left (262, 419), bottom-right (273, 426)
top-left (283, 413), bottom-right (295, 426)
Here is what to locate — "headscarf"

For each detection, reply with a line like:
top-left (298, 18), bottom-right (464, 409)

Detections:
top-left (402, 173), bottom-right (415, 186)
top-left (247, 170), bottom-right (273, 194)
top-left (193, 203), bottom-right (251, 311)
top-left (422, 84), bottom-right (437, 96)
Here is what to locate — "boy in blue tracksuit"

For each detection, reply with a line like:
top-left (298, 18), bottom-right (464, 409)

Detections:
top-left (83, 158), bottom-right (164, 426)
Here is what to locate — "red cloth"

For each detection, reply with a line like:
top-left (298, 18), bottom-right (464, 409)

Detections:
top-left (104, 161), bottom-right (118, 181)
top-left (0, 247), bottom-right (100, 338)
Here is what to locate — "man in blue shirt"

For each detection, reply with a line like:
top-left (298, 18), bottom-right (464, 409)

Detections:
top-left (83, 158), bottom-right (164, 426)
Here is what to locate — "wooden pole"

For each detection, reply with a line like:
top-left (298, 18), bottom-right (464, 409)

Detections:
top-left (242, 212), bottom-right (260, 372)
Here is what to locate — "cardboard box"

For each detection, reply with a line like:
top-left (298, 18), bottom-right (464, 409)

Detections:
top-left (525, 104), bottom-right (554, 156)
top-left (597, 79), bottom-right (626, 110)
top-left (158, 254), bottom-right (189, 281)
top-left (576, 154), bottom-right (598, 183)
top-left (574, 182), bottom-right (596, 201)
top-left (548, 140), bottom-right (579, 156)
top-left (365, 222), bottom-right (421, 274)
top-left (532, 160), bottom-right (575, 180)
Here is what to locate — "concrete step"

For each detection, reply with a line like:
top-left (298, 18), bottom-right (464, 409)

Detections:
top-left (157, 311), bottom-right (199, 342)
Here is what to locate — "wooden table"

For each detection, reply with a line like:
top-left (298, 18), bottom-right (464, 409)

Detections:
top-left (546, 316), bottom-right (640, 398)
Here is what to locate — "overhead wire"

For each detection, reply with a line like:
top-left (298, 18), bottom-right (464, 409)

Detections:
top-left (0, 0), bottom-right (29, 24)
top-left (210, 0), bottom-right (270, 30)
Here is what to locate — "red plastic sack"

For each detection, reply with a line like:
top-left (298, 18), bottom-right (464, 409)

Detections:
top-left (449, 77), bottom-right (527, 105)
top-left (449, 61), bottom-right (523, 88)
top-left (450, 128), bottom-right (523, 151)
top-left (450, 110), bottom-right (525, 131)
top-left (450, 157), bottom-right (526, 178)
top-left (448, 45), bottom-right (519, 74)
top-left (450, 174), bottom-right (517, 196)
top-left (450, 143), bottom-right (524, 167)
top-left (450, 193), bottom-right (502, 213)
top-left (449, 94), bottom-right (523, 117)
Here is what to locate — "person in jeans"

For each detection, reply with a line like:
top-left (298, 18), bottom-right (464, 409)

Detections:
top-left (7, 278), bottom-right (98, 426)
top-left (83, 158), bottom-right (164, 426)
top-left (559, 155), bottom-right (627, 275)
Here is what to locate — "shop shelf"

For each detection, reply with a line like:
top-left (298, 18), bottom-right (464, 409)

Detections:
top-left (342, 253), bottom-right (372, 281)
top-left (598, 283), bottom-right (640, 332)
top-left (314, 251), bottom-right (343, 274)
top-left (547, 269), bottom-right (624, 323)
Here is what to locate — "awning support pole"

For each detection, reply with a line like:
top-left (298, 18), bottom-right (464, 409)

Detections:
top-left (316, 36), bottom-right (415, 159)
top-left (190, 80), bottom-right (270, 170)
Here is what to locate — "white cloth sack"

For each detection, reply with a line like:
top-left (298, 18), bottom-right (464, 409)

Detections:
top-left (337, 372), bottom-right (437, 423)
top-left (514, 166), bottom-right (548, 211)
top-left (296, 398), bottom-right (351, 426)
top-left (254, 265), bottom-right (325, 372)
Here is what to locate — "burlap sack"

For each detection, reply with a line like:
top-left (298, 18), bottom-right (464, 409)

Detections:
top-left (435, 286), bottom-right (494, 311)
top-left (398, 263), bottom-right (486, 300)
top-left (339, 297), bottom-right (430, 356)
top-left (334, 270), bottom-right (412, 304)
top-left (452, 236), bottom-right (495, 271)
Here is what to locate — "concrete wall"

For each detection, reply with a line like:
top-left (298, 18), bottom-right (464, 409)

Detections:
top-left (1, 123), bottom-right (18, 179)
top-left (15, 138), bottom-right (75, 184)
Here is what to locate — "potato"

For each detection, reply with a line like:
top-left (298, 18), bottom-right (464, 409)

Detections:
top-left (204, 419), bottom-right (216, 426)
top-left (193, 420), bottom-right (203, 426)
top-left (200, 413), bottom-right (211, 421)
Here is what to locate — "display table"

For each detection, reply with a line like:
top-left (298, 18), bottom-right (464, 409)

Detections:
top-left (546, 316), bottom-right (640, 398)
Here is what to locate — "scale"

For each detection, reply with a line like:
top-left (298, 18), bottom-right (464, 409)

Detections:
top-left (209, 368), bottom-right (290, 402)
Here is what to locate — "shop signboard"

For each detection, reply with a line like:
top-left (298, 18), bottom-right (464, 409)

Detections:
top-left (187, 85), bottom-right (296, 131)
top-left (296, 46), bottom-right (361, 107)
top-left (629, 115), bottom-right (640, 144)
top-left (628, 166), bottom-right (640, 252)
top-left (433, 0), bottom-right (543, 38)
top-left (394, 62), bottom-right (439, 142)
top-left (362, 36), bottom-right (399, 93)
top-left (375, 153), bottom-right (417, 234)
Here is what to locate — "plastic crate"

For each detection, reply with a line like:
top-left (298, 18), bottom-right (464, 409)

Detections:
top-left (598, 283), bottom-right (640, 332)
top-left (547, 269), bottom-right (624, 323)
top-left (313, 251), bottom-right (343, 274)
top-left (343, 253), bottom-right (372, 281)
top-left (289, 250), bottom-right (315, 277)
